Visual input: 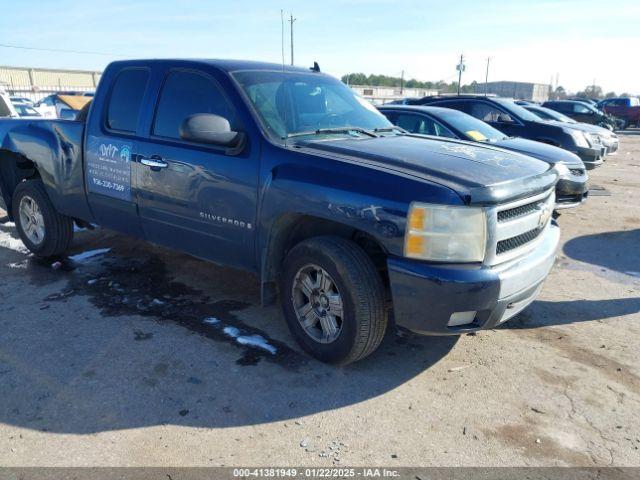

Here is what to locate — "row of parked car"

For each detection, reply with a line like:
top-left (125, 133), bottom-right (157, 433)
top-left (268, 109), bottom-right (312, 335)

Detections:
top-left (0, 90), bottom-right (93, 120)
top-left (382, 94), bottom-right (628, 209)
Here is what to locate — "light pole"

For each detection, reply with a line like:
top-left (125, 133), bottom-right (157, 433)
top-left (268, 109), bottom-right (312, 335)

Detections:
top-left (484, 57), bottom-right (490, 96)
top-left (456, 54), bottom-right (465, 95)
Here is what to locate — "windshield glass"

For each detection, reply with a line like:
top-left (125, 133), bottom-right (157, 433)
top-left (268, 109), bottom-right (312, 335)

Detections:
top-left (536, 107), bottom-right (575, 123)
top-left (233, 70), bottom-right (392, 139)
top-left (493, 98), bottom-right (541, 122)
top-left (15, 105), bottom-right (39, 116)
top-left (434, 108), bottom-right (507, 142)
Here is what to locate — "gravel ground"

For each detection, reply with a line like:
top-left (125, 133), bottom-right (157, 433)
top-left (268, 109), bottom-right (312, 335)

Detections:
top-left (0, 131), bottom-right (638, 467)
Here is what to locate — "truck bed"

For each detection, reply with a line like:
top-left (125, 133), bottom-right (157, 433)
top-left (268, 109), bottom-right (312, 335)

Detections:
top-left (0, 118), bottom-right (91, 221)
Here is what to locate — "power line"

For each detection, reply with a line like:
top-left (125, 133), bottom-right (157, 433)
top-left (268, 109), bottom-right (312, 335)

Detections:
top-left (0, 42), bottom-right (123, 57)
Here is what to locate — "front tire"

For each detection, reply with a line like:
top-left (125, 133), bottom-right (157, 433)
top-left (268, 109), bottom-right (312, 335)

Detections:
top-left (12, 180), bottom-right (74, 257)
top-left (280, 236), bottom-right (387, 365)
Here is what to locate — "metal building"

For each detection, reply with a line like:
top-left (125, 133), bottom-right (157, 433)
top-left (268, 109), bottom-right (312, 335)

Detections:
top-left (349, 85), bottom-right (439, 104)
top-left (474, 81), bottom-right (550, 102)
top-left (0, 66), bottom-right (102, 101)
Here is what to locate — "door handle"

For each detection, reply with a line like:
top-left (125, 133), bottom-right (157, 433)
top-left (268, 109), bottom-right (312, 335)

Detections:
top-left (140, 156), bottom-right (168, 169)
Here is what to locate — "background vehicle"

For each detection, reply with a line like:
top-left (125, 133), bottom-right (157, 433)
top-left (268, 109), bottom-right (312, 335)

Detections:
top-left (408, 95), bottom-right (605, 169)
top-left (34, 93), bottom-right (92, 119)
top-left (597, 97), bottom-right (640, 129)
top-left (12, 103), bottom-right (42, 119)
top-left (542, 100), bottom-right (618, 130)
top-left (379, 104), bottom-right (588, 208)
top-left (521, 103), bottom-right (619, 154)
top-left (9, 96), bottom-right (35, 107)
top-left (0, 91), bottom-right (19, 118)
top-left (0, 59), bottom-right (560, 365)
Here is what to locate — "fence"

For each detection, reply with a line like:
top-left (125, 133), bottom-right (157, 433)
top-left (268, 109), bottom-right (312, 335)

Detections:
top-left (0, 66), bottom-right (101, 102)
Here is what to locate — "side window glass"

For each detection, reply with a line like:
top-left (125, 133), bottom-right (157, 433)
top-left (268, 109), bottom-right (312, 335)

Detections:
top-left (433, 121), bottom-right (457, 138)
top-left (469, 103), bottom-right (513, 123)
top-left (573, 104), bottom-right (590, 114)
top-left (153, 70), bottom-right (236, 140)
top-left (394, 113), bottom-right (429, 134)
top-left (107, 68), bottom-right (149, 133)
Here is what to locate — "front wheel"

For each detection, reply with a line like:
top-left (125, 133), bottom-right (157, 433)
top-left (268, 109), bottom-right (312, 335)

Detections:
top-left (280, 236), bottom-right (387, 365)
top-left (12, 180), bottom-right (74, 257)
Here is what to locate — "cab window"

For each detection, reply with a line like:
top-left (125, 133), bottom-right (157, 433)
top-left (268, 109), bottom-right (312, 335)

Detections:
top-left (106, 68), bottom-right (150, 133)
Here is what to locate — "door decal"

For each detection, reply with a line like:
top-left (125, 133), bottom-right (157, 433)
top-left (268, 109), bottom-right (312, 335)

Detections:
top-left (86, 135), bottom-right (132, 201)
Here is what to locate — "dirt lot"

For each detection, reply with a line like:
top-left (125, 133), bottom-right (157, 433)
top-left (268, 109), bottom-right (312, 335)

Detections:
top-left (0, 131), bottom-right (639, 467)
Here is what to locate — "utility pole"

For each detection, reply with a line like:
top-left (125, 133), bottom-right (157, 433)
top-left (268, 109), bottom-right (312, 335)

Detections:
top-left (289, 13), bottom-right (296, 66)
top-left (484, 57), bottom-right (490, 96)
top-left (400, 70), bottom-right (404, 94)
top-left (456, 54), bottom-right (465, 95)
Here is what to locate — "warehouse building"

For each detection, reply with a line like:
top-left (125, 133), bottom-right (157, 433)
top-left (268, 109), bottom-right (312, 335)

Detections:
top-left (0, 66), bottom-right (101, 101)
top-left (474, 81), bottom-right (550, 102)
top-left (350, 85), bottom-right (438, 104)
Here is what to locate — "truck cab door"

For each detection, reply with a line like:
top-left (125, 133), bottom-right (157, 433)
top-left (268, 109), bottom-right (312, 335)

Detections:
top-left (84, 67), bottom-right (150, 237)
top-left (133, 68), bottom-right (258, 271)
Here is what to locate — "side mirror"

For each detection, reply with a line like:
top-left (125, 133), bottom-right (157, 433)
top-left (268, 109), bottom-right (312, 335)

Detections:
top-left (179, 114), bottom-right (244, 152)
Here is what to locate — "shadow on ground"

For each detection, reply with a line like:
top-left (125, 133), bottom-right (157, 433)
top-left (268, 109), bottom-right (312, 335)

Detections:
top-left (0, 227), bottom-right (457, 434)
top-left (502, 297), bottom-right (640, 329)
top-left (563, 229), bottom-right (640, 277)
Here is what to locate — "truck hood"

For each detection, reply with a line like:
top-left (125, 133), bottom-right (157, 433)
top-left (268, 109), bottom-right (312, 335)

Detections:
top-left (494, 137), bottom-right (583, 167)
top-left (298, 135), bottom-right (557, 205)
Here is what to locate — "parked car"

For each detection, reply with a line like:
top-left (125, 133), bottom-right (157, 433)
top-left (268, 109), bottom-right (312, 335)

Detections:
top-left (408, 95), bottom-right (605, 169)
top-left (0, 91), bottom-right (19, 118)
top-left (597, 97), bottom-right (640, 129)
top-left (9, 96), bottom-right (35, 107)
top-left (379, 104), bottom-right (588, 209)
top-left (34, 93), bottom-right (92, 119)
top-left (0, 59), bottom-right (561, 364)
top-left (520, 103), bottom-right (619, 155)
top-left (542, 100), bottom-right (618, 130)
top-left (12, 103), bottom-right (42, 119)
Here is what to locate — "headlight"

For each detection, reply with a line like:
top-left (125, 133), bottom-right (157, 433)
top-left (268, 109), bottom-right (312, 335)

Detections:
top-left (587, 133), bottom-right (602, 145)
top-left (568, 129), bottom-right (590, 148)
top-left (554, 163), bottom-right (570, 176)
top-left (405, 203), bottom-right (487, 262)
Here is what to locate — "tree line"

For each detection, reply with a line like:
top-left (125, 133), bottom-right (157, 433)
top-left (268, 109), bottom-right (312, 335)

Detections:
top-left (342, 73), bottom-right (634, 99)
top-left (340, 73), bottom-right (478, 93)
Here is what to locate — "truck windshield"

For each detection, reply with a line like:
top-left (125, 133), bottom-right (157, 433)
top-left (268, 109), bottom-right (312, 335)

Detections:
top-left (434, 108), bottom-right (508, 142)
top-left (233, 70), bottom-right (392, 140)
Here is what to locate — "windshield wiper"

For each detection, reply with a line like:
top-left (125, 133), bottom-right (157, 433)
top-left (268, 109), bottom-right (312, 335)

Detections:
top-left (286, 127), bottom-right (378, 139)
top-left (373, 126), bottom-right (407, 135)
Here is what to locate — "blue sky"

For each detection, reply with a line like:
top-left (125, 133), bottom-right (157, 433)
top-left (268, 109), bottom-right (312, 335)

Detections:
top-left (2, 0), bottom-right (639, 93)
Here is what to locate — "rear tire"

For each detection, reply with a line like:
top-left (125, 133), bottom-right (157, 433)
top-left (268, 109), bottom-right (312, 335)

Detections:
top-left (12, 180), bottom-right (73, 257)
top-left (280, 236), bottom-right (387, 365)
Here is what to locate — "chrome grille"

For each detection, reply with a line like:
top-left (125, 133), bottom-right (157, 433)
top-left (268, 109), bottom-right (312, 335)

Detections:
top-left (484, 189), bottom-right (555, 266)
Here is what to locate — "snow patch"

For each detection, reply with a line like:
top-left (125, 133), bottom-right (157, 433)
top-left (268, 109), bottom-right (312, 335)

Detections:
top-left (0, 230), bottom-right (29, 254)
top-left (203, 317), bottom-right (220, 325)
top-left (223, 326), bottom-right (241, 338)
top-left (68, 248), bottom-right (111, 263)
top-left (7, 260), bottom-right (28, 269)
top-left (236, 334), bottom-right (277, 355)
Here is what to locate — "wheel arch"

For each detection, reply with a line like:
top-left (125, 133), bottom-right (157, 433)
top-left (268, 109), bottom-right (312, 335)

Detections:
top-left (260, 213), bottom-right (390, 306)
top-left (0, 149), bottom-right (41, 219)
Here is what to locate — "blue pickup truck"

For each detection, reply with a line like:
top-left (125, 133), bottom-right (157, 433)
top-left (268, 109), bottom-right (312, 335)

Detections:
top-left (0, 59), bottom-right (560, 364)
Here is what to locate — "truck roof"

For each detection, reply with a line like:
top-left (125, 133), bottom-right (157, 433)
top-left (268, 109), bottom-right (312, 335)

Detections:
top-left (107, 58), bottom-right (320, 75)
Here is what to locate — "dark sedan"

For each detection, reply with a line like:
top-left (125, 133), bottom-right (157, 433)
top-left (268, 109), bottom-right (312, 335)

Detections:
top-left (407, 95), bottom-right (605, 169)
top-left (520, 103), bottom-right (619, 155)
top-left (379, 104), bottom-right (588, 209)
